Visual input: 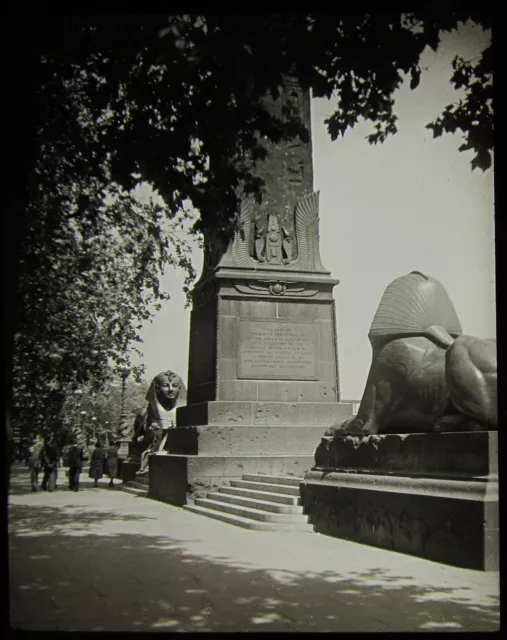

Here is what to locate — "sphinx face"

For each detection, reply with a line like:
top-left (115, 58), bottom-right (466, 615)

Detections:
top-left (155, 372), bottom-right (183, 411)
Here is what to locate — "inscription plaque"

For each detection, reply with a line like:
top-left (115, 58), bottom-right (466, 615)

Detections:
top-left (238, 318), bottom-right (318, 380)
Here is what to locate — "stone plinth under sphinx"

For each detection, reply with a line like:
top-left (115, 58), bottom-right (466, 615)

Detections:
top-left (300, 431), bottom-right (499, 571)
top-left (147, 79), bottom-right (354, 505)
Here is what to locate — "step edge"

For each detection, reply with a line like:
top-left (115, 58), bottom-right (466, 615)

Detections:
top-left (207, 493), bottom-right (302, 512)
top-left (195, 498), bottom-right (307, 521)
top-left (184, 505), bottom-right (284, 529)
top-left (185, 505), bottom-right (312, 530)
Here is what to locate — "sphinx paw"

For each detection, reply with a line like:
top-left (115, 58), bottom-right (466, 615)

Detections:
top-left (325, 418), bottom-right (365, 436)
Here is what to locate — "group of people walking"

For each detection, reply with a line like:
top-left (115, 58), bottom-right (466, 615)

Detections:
top-left (88, 440), bottom-right (119, 488)
top-left (26, 436), bottom-right (119, 492)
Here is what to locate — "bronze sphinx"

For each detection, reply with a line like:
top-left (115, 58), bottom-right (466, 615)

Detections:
top-left (132, 369), bottom-right (186, 443)
top-left (327, 271), bottom-right (497, 436)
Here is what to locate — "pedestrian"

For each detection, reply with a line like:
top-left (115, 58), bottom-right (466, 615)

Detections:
top-left (26, 435), bottom-right (44, 492)
top-left (66, 436), bottom-right (84, 491)
top-left (105, 439), bottom-right (119, 488)
top-left (40, 436), bottom-right (59, 492)
top-left (89, 440), bottom-right (105, 488)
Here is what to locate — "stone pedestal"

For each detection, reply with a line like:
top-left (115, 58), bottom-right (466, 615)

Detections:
top-left (300, 431), bottom-right (499, 571)
top-left (117, 438), bottom-right (130, 459)
top-left (153, 273), bottom-right (355, 502)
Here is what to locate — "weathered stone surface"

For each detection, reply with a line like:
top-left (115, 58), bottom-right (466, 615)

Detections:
top-left (297, 382), bottom-right (336, 402)
top-left (257, 381), bottom-right (299, 402)
top-left (177, 400), bottom-right (353, 428)
top-left (300, 472), bottom-right (499, 571)
top-left (301, 431), bottom-right (499, 571)
top-left (277, 301), bottom-right (332, 321)
top-left (318, 361), bottom-right (336, 382)
top-left (166, 425), bottom-right (349, 456)
top-left (218, 380), bottom-right (258, 402)
top-left (149, 453), bottom-right (314, 506)
top-left (314, 431), bottom-right (498, 477)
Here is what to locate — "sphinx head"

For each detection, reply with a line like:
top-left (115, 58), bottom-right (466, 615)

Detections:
top-left (149, 370), bottom-right (186, 412)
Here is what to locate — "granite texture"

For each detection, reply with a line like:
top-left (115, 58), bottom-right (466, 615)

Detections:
top-left (149, 453), bottom-right (314, 506)
top-left (300, 431), bottom-right (499, 571)
top-left (177, 401), bottom-right (354, 428)
top-left (165, 424), bottom-right (354, 456)
top-left (300, 475), bottom-right (498, 571)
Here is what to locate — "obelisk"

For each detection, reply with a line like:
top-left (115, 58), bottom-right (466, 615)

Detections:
top-left (149, 77), bottom-right (354, 505)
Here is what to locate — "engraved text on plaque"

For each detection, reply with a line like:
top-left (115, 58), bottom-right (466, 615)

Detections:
top-left (238, 318), bottom-right (318, 380)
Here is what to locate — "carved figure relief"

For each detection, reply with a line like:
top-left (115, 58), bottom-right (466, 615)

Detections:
top-left (251, 214), bottom-right (296, 266)
top-left (218, 191), bottom-right (327, 273)
top-left (233, 280), bottom-right (318, 298)
top-left (253, 221), bottom-right (266, 262)
top-left (287, 161), bottom-right (304, 184)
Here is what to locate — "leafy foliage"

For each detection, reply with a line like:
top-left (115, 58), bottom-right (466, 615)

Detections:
top-left (8, 12), bottom-right (492, 445)
top-left (59, 375), bottom-right (150, 446)
top-left (426, 44), bottom-right (493, 170)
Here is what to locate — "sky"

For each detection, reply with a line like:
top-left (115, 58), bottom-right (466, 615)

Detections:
top-left (130, 21), bottom-right (495, 401)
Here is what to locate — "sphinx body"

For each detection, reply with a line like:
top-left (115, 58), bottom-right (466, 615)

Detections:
top-left (327, 272), bottom-right (497, 436)
top-left (132, 370), bottom-right (186, 443)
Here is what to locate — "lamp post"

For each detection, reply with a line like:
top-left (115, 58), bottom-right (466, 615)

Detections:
top-left (79, 410), bottom-right (87, 446)
top-left (117, 368), bottom-right (131, 459)
top-left (90, 416), bottom-right (97, 444)
top-left (118, 368), bottom-right (131, 435)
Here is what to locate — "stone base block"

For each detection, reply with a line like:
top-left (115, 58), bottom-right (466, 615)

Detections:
top-left (121, 460), bottom-right (141, 483)
top-left (128, 441), bottom-right (146, 458)
top-left (177, 400), bottom-right (354, 427)
top-left (148, 453), bottom-right (314, 506)
top-left (301, 431), bottom-right (499, 571)
top-left (165, 425), bottom-right (336, 455)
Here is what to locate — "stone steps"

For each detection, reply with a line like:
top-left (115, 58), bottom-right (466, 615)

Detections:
top-left (120, 484), bottom-right (149, 497)
top-left (133, 475), bottom-right (150, 487)
top-left (121, 476), bottom-right (149, 497)
top-left (184, 473), bottom-right (313, 532)
top-left (241, 473), bottom-right (302, 487)
top-left (219, 485), bottom-right (301, 505)
top-left (205, 492), bottom-right (303, 514)
top-left (229, 479), bottom-right (301, 496)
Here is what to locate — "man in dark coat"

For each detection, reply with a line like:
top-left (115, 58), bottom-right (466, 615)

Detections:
top-left (40, 436), bottom-right (59, 491)
top-left (105, 440), bottom-right (119, 488)
top-left (26, 436), bottom-right (44, 492)
top-left (66, 438), bottom-right (84, 491)
top-left (89, 441), bottom-right (105, 488)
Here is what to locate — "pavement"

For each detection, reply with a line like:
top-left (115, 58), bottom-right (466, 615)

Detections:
top-left (8, 463), bottom-right (500, 632)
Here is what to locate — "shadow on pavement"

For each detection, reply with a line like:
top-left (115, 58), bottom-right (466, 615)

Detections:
top-left (8, 503), bottom-right (157, 534)
top-left (8, 502), bottom-right (500, 632)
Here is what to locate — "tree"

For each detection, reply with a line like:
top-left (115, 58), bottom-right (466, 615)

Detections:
top-left (17, 13), bottom-right (493, 232)
top-left (11, 174), bottom-right (195, 441)
top-left (6, 11), bottom-right (493, 446)
top-left (59, 375), bottom-right (150, 447)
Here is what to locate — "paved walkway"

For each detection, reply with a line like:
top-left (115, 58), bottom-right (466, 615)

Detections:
top-left (8, 464), bottom-right (500, 632)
